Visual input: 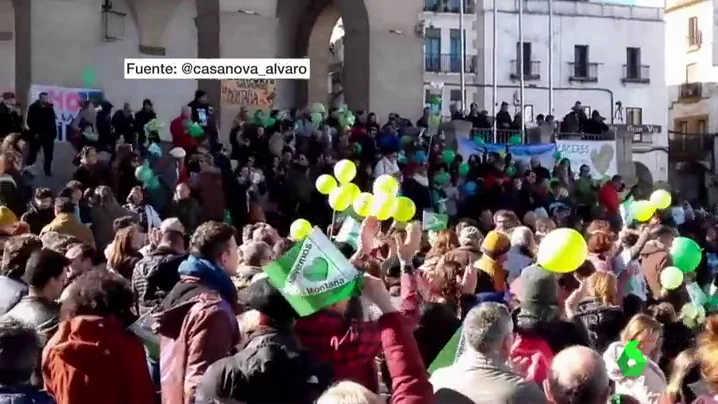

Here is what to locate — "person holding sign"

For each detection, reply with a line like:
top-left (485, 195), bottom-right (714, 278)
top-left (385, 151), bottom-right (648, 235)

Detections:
top-left (294, 218), bottom-right (422, 394)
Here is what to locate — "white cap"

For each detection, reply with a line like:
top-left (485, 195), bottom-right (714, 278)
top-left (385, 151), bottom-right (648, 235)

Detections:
top-left (169, 147), bottom-right (187, 159)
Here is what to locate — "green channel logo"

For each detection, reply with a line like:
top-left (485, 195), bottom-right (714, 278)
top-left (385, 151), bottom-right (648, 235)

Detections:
top-left (617, 340), bottom-right (648, 377)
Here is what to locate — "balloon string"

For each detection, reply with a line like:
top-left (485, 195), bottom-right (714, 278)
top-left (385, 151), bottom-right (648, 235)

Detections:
top-left (329, 210), bottom-right (337, 239)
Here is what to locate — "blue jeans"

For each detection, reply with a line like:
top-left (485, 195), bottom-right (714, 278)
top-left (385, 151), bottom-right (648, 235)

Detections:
top-left (148, 357), bottom-right (160, 388)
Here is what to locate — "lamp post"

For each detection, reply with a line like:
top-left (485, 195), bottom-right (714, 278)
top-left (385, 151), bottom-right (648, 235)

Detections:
top-left (548, 0), bottom-right (554, 115)
top-left (518, 0), bottom-right (525, 139)
top-left (459, 0), bottom-right (466, 113)
top-left (492, 0), bottom-right (498, 142)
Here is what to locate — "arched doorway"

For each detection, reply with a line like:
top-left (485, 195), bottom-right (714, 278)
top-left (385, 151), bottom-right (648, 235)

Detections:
top-left (288, 0), bottom-right (369, 111)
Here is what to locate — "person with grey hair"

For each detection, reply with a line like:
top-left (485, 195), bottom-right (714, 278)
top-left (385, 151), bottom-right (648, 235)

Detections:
top-left (431, 302), bottom-right (546, 403)
top-left (505, 226), bottom-right (536, 283)
top-left (545, 346), bottom-right (611, 404)
top-left (0, 318), bottom-right (54, 403)
top-left (444, 225), bottom-right (483, 270)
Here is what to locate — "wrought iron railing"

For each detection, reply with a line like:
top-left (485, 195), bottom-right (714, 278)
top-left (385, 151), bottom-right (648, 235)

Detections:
top-left (424, 53), bottom-right (478, 74)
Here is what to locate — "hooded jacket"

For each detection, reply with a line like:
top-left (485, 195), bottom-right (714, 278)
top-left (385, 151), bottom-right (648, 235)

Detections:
top-left (571, 298), bottom-right (625, 353)
top-left (153, 277), bottom-right (239, 404)
top-left (132, 246), bottom-right (185, 317)
top-left (42, 315), bottom-right (155, 404)
top-left (640, 241), bottom-right (672, 299)
top-left (20, 202), bottom-right (55, 235)
top-left (40, 214), bottom-right (95, 249)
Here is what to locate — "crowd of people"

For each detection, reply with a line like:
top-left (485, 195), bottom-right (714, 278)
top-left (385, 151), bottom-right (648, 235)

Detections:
top-left (0, 88), bottom-right (713, 404)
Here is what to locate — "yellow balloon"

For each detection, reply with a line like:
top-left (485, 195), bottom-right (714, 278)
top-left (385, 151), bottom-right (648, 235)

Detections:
top-left (537, 228), bottom-right (588, 273)
top-left (315, 174), bottom-right (338, 195)
top-left (344, 183), bottom-right (361, 201)
top-left (289, 219), bottom-right (312, 241)
top-left (632, 200), bottom-right (656, 223)
top-left (328, 184), bottom-right (354, 212)
top-left (373, 174), bottom-right (400, 196)
top-left (650, 189), bottom-right (672, 210)
top-left (333, 159), bottom-right (357, 184)
top-left (370, 193), bottom-right (397, 221)
top-left (353, 192), bottom-right (374, 217)
top-left (392, 196), bottom-right (416, 223)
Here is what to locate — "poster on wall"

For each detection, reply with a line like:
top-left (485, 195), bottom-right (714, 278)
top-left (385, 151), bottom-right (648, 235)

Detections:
top-left (556, 140), bottom-right (617, 179)
top-left (28, 85), bottom-right (104, 142)
top-left (221, 79), bottom-right (276, 110)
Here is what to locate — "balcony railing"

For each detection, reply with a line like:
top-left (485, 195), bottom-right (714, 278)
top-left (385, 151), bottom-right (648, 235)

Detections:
top-left (568, 62), bottom-right (599, 82)
top-left (622, 65), bottom-right (650, 84)
top-left (509, 60), bottom-right (540, 80)
top-left (424, 53), bottom-right (478, 74)
top-left (668, 130), bottom-right (713, 162)
top-left (679, 82), bottom-right (702, 100)
top-left (423, 0), bottom-right (475, 13)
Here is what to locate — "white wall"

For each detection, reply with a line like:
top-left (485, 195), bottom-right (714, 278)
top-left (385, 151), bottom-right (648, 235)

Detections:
top-left (664, 1), bottom-right (716, 86)
top-left (95, 0), bottom-right (198, 141)
top-left (477, 0), bottom-right (666, 132)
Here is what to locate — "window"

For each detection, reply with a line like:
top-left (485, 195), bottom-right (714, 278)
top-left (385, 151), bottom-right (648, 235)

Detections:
top-left (686, 63), bottom-right (699, 83)
top-left (524, 105), bottom-right (534, 123)
top-left (574, 45), bottom-right (589, 77)
top-left (450, 29), bottom-right (465, 72)
top-left (697, 119), bottom-right (707, 134)
top-left (424, 89), bottom-right (431, 105)
top-left (515, 42), bottom-right (533, 75)
top-left (625, 107), bottom-right (643, 125)
top-left (688, 16), bottom-right (700, 46)
top-left (626, 47), bottom-right (641, 79)
top-left (424, 29), bottom-right (441, 71)
top-left (677, 120), bottom-right (688, 133)
top-left (450, 89), bottom-right (462, 111)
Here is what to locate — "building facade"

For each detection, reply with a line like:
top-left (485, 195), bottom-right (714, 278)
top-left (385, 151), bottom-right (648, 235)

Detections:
top-left (421, 0), bottom-right (668, 180)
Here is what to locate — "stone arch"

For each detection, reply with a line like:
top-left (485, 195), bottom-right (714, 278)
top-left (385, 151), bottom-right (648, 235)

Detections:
top-left (289, 0), bottom-right (369, 111)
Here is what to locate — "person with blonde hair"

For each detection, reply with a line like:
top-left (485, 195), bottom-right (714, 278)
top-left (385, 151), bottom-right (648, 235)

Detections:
top-left (603, 314), bottom-right (666, 403)
top-left (317, 381), bottom-right (380, 404)
top-left (694, 316), bottom-right (718, 402)
top-left (565, 272), bottom-right (625, 352)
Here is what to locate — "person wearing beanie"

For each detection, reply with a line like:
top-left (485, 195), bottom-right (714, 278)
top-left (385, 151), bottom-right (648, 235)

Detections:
top-left (474, 230), bottom-right (511, 293)
top-left (509, 265), bottom-right (586, 385)
top-left (444, 226), bottom-right (483, 271)
top-left (196, 278), bottom-right (330, 404)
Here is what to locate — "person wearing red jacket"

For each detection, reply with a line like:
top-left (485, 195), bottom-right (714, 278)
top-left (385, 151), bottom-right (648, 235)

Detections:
top-left (598, 175), bottom-right (624, 229)
top-left (170, 106), bottom-right (194, 153)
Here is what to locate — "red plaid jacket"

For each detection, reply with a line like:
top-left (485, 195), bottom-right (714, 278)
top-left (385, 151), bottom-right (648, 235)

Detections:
top-left (294, 273), bottom-right (422, 393)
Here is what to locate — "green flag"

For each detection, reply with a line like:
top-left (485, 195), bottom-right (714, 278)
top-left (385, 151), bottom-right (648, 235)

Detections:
top-left (422, 210), bottom-right (449, 231)
top-left (128, 312), bottom-right (160, 361)
top-left (264, 227), bottom-right (362, 317)
top-left (428, 326), bottom-right (466, 374)
top-left (334, 216), bottom-right (361, 251)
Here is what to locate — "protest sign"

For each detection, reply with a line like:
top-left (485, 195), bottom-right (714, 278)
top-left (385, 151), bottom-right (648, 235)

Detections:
top-left (221, 79), bottom-right (276, 110)
top-left (29, 85), bottom-right (104, 142)
top-left (264, 227), bottom-right (361, 316)
top-left (556, 140), bottom-right (617, 179)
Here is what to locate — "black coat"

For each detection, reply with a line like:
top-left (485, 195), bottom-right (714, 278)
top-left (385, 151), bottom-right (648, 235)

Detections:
top-left (131, 246), bottom-right (185, 317)
top-left (571, 298), bottom-right (626, 353)
top-left (26, 101), bottom-right (57, 139)
top-left (196, 327), bottom-right (331, 404)
top-left (0, 104), bottom-right (23, 138)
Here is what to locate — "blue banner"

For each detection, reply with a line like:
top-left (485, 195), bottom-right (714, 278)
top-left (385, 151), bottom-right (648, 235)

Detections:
top-left (457, 139), bottom-right (556, 168)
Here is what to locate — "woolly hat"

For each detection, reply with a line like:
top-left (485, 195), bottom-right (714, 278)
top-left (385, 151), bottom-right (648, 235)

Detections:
top-left (480, 230), bottom-right (510, 257)
top-left (0, 207), bottom-right (17, 229)
top-left (458, 226), bottom-right (483, 247)
top-left (514, 264), bottom-right (560, 320)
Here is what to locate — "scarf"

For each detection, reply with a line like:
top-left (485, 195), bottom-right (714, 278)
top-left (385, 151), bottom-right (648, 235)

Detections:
top-left (178, 255), bottom-right (237, 304)
top-left (476, 255), bottom-right (506, 293)
top-left (412, 173), bottom-right (429, 187)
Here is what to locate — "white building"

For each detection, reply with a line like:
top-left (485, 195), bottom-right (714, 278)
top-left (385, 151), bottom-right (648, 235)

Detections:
top-left (421, 0), bottom-right (668, 180)
top-left (665, 0), bottom-right (718, 135)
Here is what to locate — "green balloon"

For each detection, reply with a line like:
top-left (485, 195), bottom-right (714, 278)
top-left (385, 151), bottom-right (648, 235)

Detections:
top-left (311, 112), bottom-right (323, 125)
top-left (670, 237), bottom-right (703, 273)
top-left (82, 66), bottom-right (97, 87)
top-left (265, 117), bottom-right (276, 128)
top-left (473, 135), bottom-right (485, 145)
top-left (509, 134), bottom-right (522, 145)
top-left (188, 123), bottom-right (204, 138)
top-left (442, 149), bottom-right (456, 164)
top-left (458, 162), bottom-right (470, 177)
top-left (506, 165), bottom-right (517, 177)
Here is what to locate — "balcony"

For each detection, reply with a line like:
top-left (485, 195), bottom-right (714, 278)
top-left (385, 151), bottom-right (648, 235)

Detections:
top-left (509, 60), bottom-right (540, 81)
top-left (424, 53), bottom-right (478, 74)
top-left (568, 62), bottom-right (598, 83)
top-left (668, 131), bottom-right (713, 162)
top-left (423, 0), bottom-right (475, 13)
top-left (679, 82), bottom-right (702, 101)
top-left (622, 65), bottom-right (650, 84)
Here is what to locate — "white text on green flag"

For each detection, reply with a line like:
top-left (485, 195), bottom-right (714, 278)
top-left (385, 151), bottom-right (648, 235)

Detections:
top-left (264, 227), bottom-right (361, 317)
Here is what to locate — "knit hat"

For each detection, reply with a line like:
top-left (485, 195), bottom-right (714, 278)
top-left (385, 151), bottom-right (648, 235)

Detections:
top-left (458, 226), bottom-right (483, 247)
top-left (515, 264), bottom-right (559, 319)
top-left (480, 231), bottom-right (510, 257)
top-left (0, 207), bottom-right (17, 229)
top-left (239, 278), bottom-right (298, 325)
